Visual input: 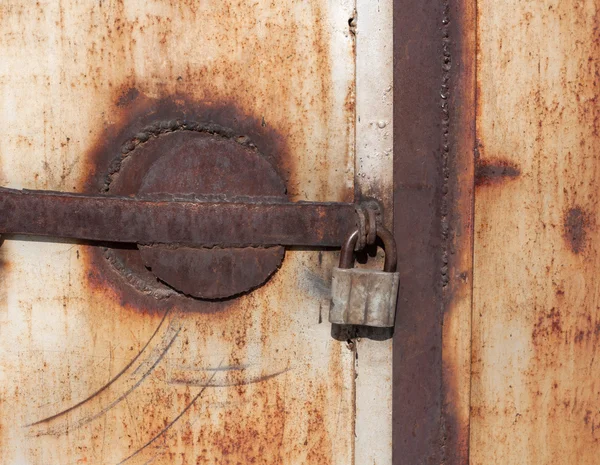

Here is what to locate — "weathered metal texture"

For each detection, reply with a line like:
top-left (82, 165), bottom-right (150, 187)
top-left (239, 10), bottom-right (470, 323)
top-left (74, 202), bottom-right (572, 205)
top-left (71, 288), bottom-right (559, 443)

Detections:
top-left (0, 189), bottom-right (357, 247)
top-left (0, 1), bottom-right (356, 464)
top-left (392, 0), bottom-right (475, 462)
top-left (133, 129), bottom-right (286, 299)
top-left (329, 268), bottom-right (399, 327)
top-left (102, 126), bottom-right (354, 299)
top-left (471, 0), bottom-right (600, 463)
top-left (330, 228), bottom-right (399, 328)
top-left (441, 0), bottom-right (477, 462)
top-left (353, 0), bottom-right (394, 462)
top-left (0, 127), bottom-right (361, 300)
top-left (139, 245), bottom-right (286, 300)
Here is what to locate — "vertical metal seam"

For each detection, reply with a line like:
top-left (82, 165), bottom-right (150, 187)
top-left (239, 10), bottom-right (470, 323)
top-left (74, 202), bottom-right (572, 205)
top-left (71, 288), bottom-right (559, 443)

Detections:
top-left (351, 3), bottom-right (358, 464)
top-left (440, 0), bottom-right (452, 460)
top-left (467, 0), bottom-right (479, 461)
top-left (442, 0), bottom-right (477, 460)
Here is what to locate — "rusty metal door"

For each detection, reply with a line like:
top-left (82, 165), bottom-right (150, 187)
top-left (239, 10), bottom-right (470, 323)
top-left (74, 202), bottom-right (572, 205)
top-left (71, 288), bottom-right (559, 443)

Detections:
top-left (0, 1), bottom-right (393, 464)
top-left (392, 0), bottom-right (600, 463)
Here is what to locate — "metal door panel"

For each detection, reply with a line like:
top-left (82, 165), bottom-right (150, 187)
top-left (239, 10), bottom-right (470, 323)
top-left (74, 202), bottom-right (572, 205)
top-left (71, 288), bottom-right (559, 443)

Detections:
top-left (0, 1), bottom-right (357, 463)
top-left (472, 0), bottom-right (600, 463)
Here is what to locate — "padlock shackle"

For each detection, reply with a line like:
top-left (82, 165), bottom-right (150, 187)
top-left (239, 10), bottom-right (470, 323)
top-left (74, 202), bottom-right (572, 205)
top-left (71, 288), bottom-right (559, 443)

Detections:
top-left (339, 230), bottom-right (360, 269)
top-left (378, 227), bottom-right (397, 272)
top-left (338, 227), bottom-right (397, 272)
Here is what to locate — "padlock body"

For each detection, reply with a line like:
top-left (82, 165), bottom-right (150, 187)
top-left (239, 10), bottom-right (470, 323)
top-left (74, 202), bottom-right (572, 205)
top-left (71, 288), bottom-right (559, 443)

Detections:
top-left (329, 268), bottom-right (399, 327)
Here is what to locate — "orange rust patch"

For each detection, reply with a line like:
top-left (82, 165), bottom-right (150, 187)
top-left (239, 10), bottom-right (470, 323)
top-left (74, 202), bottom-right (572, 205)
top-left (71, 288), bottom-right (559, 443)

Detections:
top-left (532, 308), bottom-right (562, 342)
top-left (472, 0), bottom-right (600, 459)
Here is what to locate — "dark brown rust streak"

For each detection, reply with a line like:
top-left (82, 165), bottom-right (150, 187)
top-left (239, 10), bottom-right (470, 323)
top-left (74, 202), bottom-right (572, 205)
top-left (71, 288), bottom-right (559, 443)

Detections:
top-left (564, 206), bottom-right (589, 254)
top-left (0, 187), bottom-right (356, 247)
top-left (474, 159), bottom-right (521, 186)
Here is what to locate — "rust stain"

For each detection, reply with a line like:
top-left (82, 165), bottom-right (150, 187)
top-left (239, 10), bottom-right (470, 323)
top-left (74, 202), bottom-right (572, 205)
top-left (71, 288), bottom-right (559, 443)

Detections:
top-left (80, 89), bottom-right (296, 315)
top-left (27, 245), bottom-right (350, 464)
top-left (440, 0), bottom-right (477, 460)
top-left (116, 87), bottom-right (140, 108)
top-left (472, 0), bottom-right (600, 458)
top-left (0, 241), bottom-right (6, 457)
top-left (0, 0), bottom-right (356, 463)
top-left (563, 206), bottom-right (590, 254)
top-left (81, 90), bottom-right (294, 192)
top-left (474, 158), bottom-right (521, 187)
top-left (532, 307), bottom-right (562, 341)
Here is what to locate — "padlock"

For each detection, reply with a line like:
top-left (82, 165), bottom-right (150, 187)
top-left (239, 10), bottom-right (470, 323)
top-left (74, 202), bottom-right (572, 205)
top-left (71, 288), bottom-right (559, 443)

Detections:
top-left (329, 227), bottom-right (399, 327)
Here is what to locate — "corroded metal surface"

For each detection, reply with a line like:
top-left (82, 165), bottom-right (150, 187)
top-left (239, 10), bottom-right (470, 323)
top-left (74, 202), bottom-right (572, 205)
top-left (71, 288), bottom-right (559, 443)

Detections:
top-left (392, 0), bottom-right (475, 462)
top-left (393, 0), bottom-right (448, 459)
top-left (0, 128), bottom-right (360, 300)
top-left (0, 189), bottom-right (357, 247)
top-left (440, 0), bottom-right (477, 462)
top-left (0, 0), bottom-right (356, 463)
top-left (138, 245), bottom-right (285, 299)
top-left (132, 128), bottom-right (286, 299)
top-left (471, 0), bottom-right (600, 463)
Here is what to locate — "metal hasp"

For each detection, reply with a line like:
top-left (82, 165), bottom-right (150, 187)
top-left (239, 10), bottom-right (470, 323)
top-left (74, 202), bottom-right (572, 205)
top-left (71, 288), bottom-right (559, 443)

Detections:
top-left (0, 129), bottom-right (398, 311)
top-left (0, 188), bottom-right (357, 247)
top-left (329, 228), bottom-right (400, 327)
top-left (0, 187), bottom-right (400, 313)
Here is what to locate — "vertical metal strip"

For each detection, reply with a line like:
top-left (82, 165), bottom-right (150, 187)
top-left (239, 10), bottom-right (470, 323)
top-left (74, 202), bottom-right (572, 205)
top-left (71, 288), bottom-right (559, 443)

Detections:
top-left (354, 0), bottom-right (394, 463)
top-left (392, 0), bottom-right (475, 462)
top-left (443, 0), bottom-right (476, 462)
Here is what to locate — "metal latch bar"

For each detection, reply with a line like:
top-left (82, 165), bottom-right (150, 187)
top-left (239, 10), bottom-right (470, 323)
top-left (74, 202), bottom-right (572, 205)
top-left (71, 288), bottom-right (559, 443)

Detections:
top-left (0, 187), bottom-right (357, 247)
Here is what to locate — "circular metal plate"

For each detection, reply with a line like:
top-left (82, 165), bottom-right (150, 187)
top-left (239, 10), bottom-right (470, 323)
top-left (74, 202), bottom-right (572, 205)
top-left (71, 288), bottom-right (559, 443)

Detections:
top-left (105, 125), bottom-right (286, 300)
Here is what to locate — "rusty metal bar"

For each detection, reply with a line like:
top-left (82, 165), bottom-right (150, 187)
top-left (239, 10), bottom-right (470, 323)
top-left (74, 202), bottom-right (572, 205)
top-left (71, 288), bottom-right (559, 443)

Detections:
top-left (0, 187), bottom-right (357, 247)
top-left (392, 0), bottom-right (476, 460)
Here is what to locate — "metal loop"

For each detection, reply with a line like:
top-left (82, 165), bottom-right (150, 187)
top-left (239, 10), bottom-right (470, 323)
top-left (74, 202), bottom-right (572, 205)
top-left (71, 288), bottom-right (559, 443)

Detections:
top-left (355, 201), bottom-right (382, 251)
top-left (377, 227), bottom-right (398, 272)
top-left (338, 227), bottom-right (397, 272)
top-left (339, 229), bottom-right (360, 268)
top-left (354, 206), bottom-right (367, 251)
